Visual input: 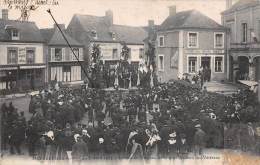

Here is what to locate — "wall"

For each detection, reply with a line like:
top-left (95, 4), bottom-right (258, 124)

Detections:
top-left (0, 42), bottom-right (44, 65)
top-left (156, 30), bottom-right (180, 82)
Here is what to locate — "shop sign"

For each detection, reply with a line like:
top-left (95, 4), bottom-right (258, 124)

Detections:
top-left (18, 48), bottom-right (26, 64)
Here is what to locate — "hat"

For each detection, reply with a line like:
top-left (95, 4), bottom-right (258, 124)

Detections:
top-left (195, 124), bottom-right (201, 128)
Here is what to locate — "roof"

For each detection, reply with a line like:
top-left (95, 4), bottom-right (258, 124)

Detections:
top-left (0, 19), bottom-right (44, 42)
top-left (222, 0), bottom-right (260, 14)
top-left (40, 27), bottom-right (83, 46)
top-left (159, 10), bottom-right (225, 31)
top-left (72, 14), bottom-right (147, 44)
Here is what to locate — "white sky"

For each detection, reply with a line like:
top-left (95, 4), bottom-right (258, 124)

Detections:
top-left (0, 0), bottom-right (233, 28)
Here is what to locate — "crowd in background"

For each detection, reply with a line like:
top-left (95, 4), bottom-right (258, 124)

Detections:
top-left (1, 80), bottom-right (260, 162)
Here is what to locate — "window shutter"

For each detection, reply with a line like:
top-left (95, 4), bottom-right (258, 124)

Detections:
top-left (79, 48), bottom-right (83, 60)
top-left (62, 48), bottom-right (65, 61)
top-left (51, 48), bottom-right (55, 61)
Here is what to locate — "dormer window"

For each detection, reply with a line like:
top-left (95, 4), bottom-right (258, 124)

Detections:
top-left (12, 29), bottom-right (19, 40)
top-left (91, 30), bottom-right (97, 39)
top-left (110, 32), bottom-right (116, 40)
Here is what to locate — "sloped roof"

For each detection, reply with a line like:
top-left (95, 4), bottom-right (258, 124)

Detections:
top-left (40, 28), bottom-right (83, 46)
top-left (159, 10), bottom-right (225, 31)
top-left (222, 0), bottom-right (260, 14)
top-left (110, 25), bottom-right (147, 44)
top-left (72, 14), bottom-right (147, 44)
top-left (0, 19), bottom-right (44, 42)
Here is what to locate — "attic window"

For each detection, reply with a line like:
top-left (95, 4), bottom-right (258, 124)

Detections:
top-left (91, 30), bottom-right (97, 39)
top-left (110, 32), bottom-right (116, 40)
top-left (12, 29), bottom-right (19, 40)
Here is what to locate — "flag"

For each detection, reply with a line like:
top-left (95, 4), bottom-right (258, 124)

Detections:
top-left (137, 71), bottom-right (140, 86)
top-left (129, 73), bottom-right (132, 89)
top-left (150, 72), bottom-right (154, 88)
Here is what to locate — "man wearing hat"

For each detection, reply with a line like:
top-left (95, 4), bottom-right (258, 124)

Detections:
top-left (72, 135), bottom-right (88, 165)
top-left (193, 124), bottom-right (206, 156)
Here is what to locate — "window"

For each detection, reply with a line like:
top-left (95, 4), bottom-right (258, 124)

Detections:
top-left (7, 48), bottom-right (18, 64)
top-left (54, 48), bottom-right (62, 61)
top-left (215, 56), bottom-right (223, 72)
top-left (26, 49), bottom-right (35, 64)
top-left (158, 36), bottom-right (164, 47)
top-left (12, 29), bottom-right (19, 40)
top-left (242, 23), bottom-right (247, 43)
top-left (112, 49), bottom-right (118, 59)
top-left (139, 48), bottom-right (144, 59)
top-left (158, 55), bottom-right (164, 71)
top-left (71, 48), bottom-right (79, 61)
top-left (188, 32), bottom-right (198, 48)
top-left (214, 33), bottom-right (224, 48)
top-left (92, 30), bottom-right (97, 39)
top-left (111, 32), bottom-right (116, 40)
top-left (188, 57), bottom-right (197, 73)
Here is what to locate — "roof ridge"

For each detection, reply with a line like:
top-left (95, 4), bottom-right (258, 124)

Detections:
top-left (0, 18), bottom-right (35, 24)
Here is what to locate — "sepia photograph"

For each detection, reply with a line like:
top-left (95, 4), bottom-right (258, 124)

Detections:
top-left (0, 0), bottom-right (260, 164)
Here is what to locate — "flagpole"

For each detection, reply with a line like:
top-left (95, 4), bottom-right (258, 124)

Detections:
top-left (47, 9), bottom-right (91, 83)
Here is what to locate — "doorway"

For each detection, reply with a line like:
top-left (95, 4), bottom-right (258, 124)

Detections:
top-left (201, 57), bottom-right (211, 69)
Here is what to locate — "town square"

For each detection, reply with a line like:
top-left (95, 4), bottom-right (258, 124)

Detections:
top-left (1, 0), bottom-right (260, 165)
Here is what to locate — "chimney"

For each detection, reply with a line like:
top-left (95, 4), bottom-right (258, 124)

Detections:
top-left (148, 20), bottom-right (154, 27)
top-left (226, 0), bottom-right (232, 9)
top-left (54, 24), bottom-right (66, 30)
top-left (105, 10), bottom-right (113, 26)
top-left (2, 9), bottom-right (8, 20)
top-left (169, 6), bottom-right (176, 16)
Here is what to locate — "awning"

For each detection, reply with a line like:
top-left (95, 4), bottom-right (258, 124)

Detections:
top-left (238, 80), bottom-right (258, 87)
top-left (0, 67), bottom-right (18, 71)
top-left (20, 65), bottom-right (46, 69)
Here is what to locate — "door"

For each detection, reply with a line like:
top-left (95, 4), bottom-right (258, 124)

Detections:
top-left (201, 57), bottom-right (211, 69)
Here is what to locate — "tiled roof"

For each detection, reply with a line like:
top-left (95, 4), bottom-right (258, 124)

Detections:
top-left (159, 10), bottom-right (225, 31)
top-left (40, 28), bottom-right (83, 46)
top-left (73, 14), bottom-right (147, 44)
top-left (222, 0), bottom-right (260, 14)
top-left (0, 19), bottom-right (44, 42)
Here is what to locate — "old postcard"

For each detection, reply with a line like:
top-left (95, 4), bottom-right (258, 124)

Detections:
top-left (0, 0), bottom-right (260, 164)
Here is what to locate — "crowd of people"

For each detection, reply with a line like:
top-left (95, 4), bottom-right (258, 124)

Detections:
top-left (1, 80), bottom-right (260, 163)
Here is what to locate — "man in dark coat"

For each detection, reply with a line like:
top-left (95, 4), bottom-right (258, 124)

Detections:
top-left (193, 124), bottom-right (206, 156)
top-left (72, 136), bottom-right (88, 165)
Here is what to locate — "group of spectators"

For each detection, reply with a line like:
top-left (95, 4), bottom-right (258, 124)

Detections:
top-left (1, 80), bottom-right (260, 163)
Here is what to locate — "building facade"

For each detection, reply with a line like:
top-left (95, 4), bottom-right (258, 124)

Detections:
top-left (222, 0), bottom-right (260, 82)
top-left (156, 6), bottom-right (228, 82)
top-left (40, 25), bottom-right (84, 84)
top-left (0, 9), bottom-right (46, 91)
top-left (66, 10), bottom-right (147, 87)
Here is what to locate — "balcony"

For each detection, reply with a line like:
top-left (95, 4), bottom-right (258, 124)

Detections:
top-left (230, 42), bottom-right (260, 50)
